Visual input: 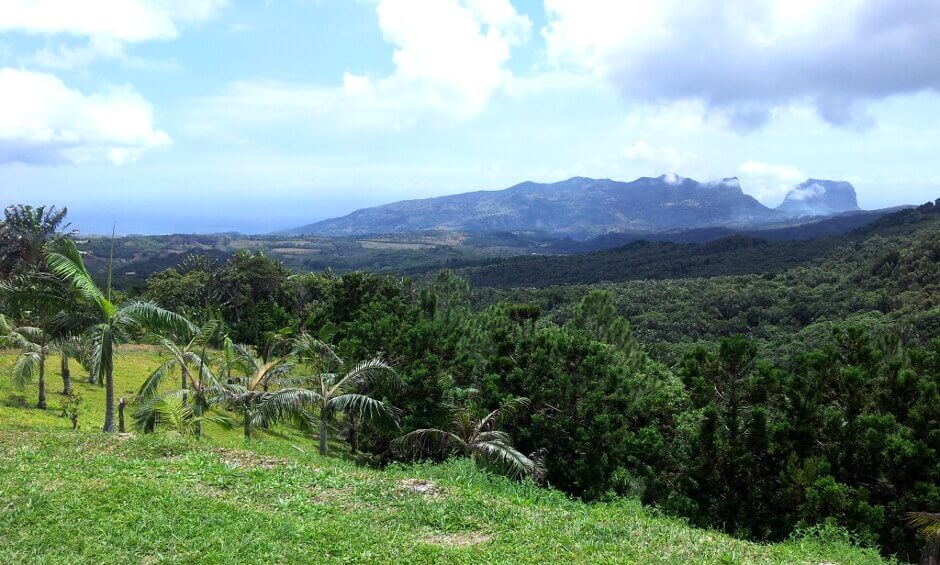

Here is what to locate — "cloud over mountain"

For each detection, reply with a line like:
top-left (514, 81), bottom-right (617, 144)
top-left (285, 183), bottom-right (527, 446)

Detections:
top-left (542, 0), bottom-right (940, 129)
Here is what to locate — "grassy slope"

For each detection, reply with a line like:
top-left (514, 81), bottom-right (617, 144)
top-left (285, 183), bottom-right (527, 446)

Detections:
top-left (0, 349), bottom-right (889, 564)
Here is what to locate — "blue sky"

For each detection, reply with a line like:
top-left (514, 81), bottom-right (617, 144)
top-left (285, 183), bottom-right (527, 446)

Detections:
top-left (1, 0), bottom-right (939, 234)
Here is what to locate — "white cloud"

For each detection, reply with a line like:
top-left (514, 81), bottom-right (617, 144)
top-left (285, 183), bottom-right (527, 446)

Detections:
top-left (738, 160), bottom-right (805, 203)
top-left (0, 0), bottom-right (226, 42)
top-left (787, 182), bottom-right (826, 201)
top-left (542, 0), bottom-right (940, 129)
top-left (189, 0), bottom-right (531, 133)
top-left (374, 0), bottom-right (531, 117)
top-left (0, 0), bottom-right (226, 68)
top-left (621, 140), bottom-right (699, 174)
top-left (0, 67), bottom-right (171, 165)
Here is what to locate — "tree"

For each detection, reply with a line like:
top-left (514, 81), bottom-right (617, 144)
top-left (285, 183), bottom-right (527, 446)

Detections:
top-left (134, 319), bottom-right (225, 438)
top-left (252, 336), bottom-right (398, 455)
top-left (0, 315), bottom-right (55, 408)
top-left (0, 272), bottom-right (78, 401)
top-left (215, 341), bottom-right (295, 440)
top-left (0, 204), bottom-right (70, 275)
top-left (393, 397), bottom-right (542, 480)
top-left (137, 393), bottom-right (230, 437)
top-left (45, 238), bottom-right (195, 432)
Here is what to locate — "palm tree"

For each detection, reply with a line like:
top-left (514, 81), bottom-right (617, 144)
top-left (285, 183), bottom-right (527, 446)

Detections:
top-left (45, 238), bottom-right (195, 432)
top-left (138, 393), bottom-right (231, 437)
top-left (393, 397), bottom-right (542, 480)
top-left (0, 315), bottom-right (56, 408)
top-left (237, 334), bottom-right (398, 455)
top-left (216, 341), bottom-right (295, 440)
top-left (907, 512), bottom-right (940, 565)
top-left (0, 204), bottom-right (70, 275)
top-left (134, 320), bottom-right (225, 438)
top-left (0, 272), bottom-right (76, 403)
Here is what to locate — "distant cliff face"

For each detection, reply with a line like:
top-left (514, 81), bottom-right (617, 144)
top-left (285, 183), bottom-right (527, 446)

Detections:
top-left (289, 175), bottom-right (789, 237)
top-left (287, 175), bottom-right (865, 237)
top-left (776, 179), bottom-right (860, 217)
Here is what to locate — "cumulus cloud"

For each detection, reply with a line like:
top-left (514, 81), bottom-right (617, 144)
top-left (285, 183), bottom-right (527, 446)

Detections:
top-left (738, 160), bottom-right (805, 203)
top-left (372, 0), bottom-right (531, 117)
top-left (0, 0), bottom-right (226, 42)
top-left (542, 0), bottom-right (940, 129)
top-left (0, 68), bottom-right (171, 165)
top-left (190, 0), bottom-right (531, 130)
top-left (0, 0), bottom-right (226, 68)
top-left (787, 182), bottom-right (826, 201)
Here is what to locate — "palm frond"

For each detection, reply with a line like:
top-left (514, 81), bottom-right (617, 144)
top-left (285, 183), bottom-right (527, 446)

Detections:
top-left (119, 301), bottom-right (197, 336)
top-left (473, 438), bottom-right (540, 479)
top-left (86, 323), bottom-right (114, 383)
top-left (253, 388), bottom-right (322, 427)
top-left (11, 350), bottom-right (41, 389)
top-left (332, 358), bottom-right (396, 394)
top-left (329, 393), bottom-right (399, 425)
top-left (478, 396), bottom-right (530, 433)
top-left (392, 428), bottom-right (467, 458)
top-left (137, 361), bottom-right (174, 399)
top-left (44, 238), bottom-right (109, 313)
top-left (906, 512), bottom-right (940, 540)
top-left (292, 333), bottom-right (343, 367)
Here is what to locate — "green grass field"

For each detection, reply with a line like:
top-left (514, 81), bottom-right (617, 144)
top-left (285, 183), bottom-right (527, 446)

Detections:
top-left (0, 349), bottom-right (891, 564)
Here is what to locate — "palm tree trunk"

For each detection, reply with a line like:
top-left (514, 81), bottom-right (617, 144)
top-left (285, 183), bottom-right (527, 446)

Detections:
top-left (243, 409), bottom-right (252, 440)
top-left (181, 365), bottom-right (188, 390)
top-left (319, 415), bottom-right (329, 456)
top-left (103, 366), bottom-right (115, 432)
top-left (923, 538), bottom-right (940, 565)
top-left (118, 397), bottom-right (127, 433)
top-left (37, 354), bottom-right (47, 409)
top-left (61, 354), bottom-right (71, 395)
top-left (193, 395), bottom-right (203, 438)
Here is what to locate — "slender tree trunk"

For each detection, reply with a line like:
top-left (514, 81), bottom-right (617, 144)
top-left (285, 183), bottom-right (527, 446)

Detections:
top-left (118, 397), bottom-right (127, 433)
top-left (181, 365), bottom-right (188, 390)
top-left (349, 413), bottom-right (359, 454)
top-left (103, 366), bottom-right (115, 432)
top-left (37, 354), bottom-right (47, 409)
top-left (61, 354), bottom-right (71, 395)
top-left (319, 415), bottom-right (329, 456)
top-left (193, 395), bottom-right (203, 438)
top-left (922, 538), bottom-right (940, 565)
top-left (243, 409), bottom-right (252, 440)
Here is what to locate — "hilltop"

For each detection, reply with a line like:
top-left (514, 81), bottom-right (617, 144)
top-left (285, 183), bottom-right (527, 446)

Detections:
top-left (0, 349), bottom-right (887, 564)
top-left (287, 175), bottom-right (868, 238)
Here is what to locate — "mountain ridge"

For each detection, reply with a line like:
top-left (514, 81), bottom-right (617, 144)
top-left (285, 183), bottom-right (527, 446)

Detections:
top-left (287, 175), bottom-right (865, 237)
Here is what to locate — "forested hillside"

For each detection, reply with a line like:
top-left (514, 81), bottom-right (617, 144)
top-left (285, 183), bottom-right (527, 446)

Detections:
top-left (465, 201), bottom-right (940, 288)
top-left (476, 200), bottom-right (940, 363)
top-left (2, 202), bottom-right (938, 562)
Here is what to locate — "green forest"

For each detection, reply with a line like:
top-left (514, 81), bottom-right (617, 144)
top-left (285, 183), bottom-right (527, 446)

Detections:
top-left (1, 202), bottom-right (939, 563)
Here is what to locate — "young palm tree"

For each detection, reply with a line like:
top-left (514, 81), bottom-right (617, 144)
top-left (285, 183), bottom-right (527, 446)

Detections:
top-left (0, 272), bottom-right (76, 404)
top-left (907, 512), bottom-right (940, 565)
top-left (216, 341), bottom-right (295, 440)
top-left (255, 359), bottom-right (399, 456)
top-left (0, 315), bottom-right (55, 408)
top-left (138, 393), bottom-right (231, 437)
top-left (135, 321), bottom-right (225, 438)
top-left (240, 334), bottom-right (398, 455)
top-left (393, 397), bottom-right (542, 479)
top-left (45, 238), bottom-right (195, 432)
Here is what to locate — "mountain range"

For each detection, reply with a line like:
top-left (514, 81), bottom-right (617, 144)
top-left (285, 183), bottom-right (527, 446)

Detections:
top-left (287, 175), bottom-right (864, 237)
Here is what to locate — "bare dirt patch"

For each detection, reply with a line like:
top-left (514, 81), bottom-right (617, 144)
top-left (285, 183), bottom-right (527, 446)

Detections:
top-left (214, 448), bottom-right (286, 470)
top-left (422, 532), bottom-right (492, 547)
top-left (399, 478), bottom-right (446, 499)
